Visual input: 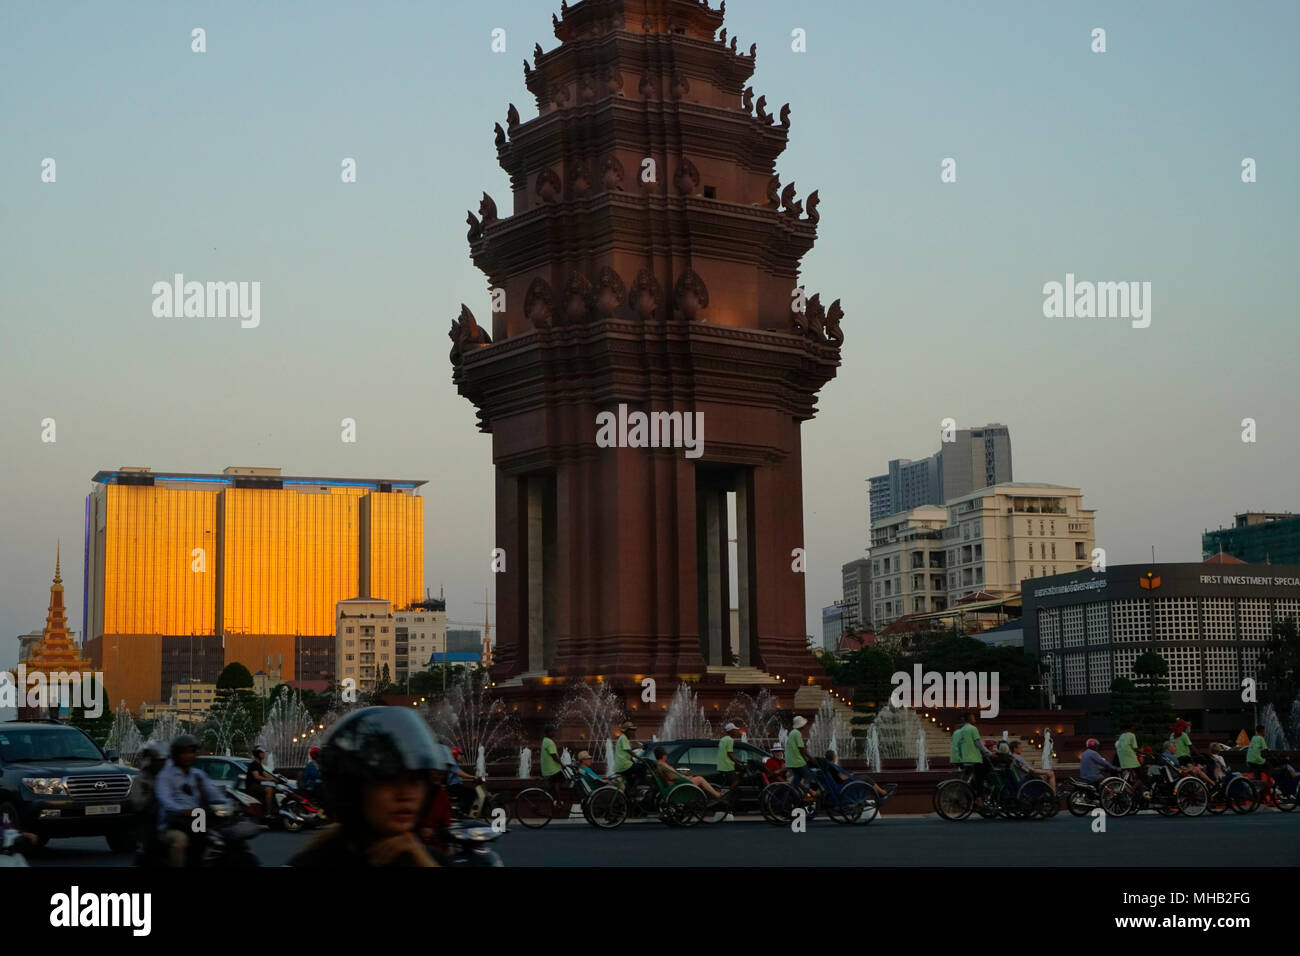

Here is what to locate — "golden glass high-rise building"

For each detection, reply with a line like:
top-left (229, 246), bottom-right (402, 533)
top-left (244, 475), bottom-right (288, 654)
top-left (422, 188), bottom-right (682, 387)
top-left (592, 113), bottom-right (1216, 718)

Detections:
top-left (83, 466), bottom-right (425, 713)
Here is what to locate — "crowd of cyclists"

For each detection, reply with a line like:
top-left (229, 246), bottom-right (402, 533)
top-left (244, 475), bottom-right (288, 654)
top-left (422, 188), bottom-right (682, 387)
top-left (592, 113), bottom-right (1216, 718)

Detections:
top-left (93, 703), bottom-right (1296, 869)
top-left (943, 710), bottom-right (1300, 819)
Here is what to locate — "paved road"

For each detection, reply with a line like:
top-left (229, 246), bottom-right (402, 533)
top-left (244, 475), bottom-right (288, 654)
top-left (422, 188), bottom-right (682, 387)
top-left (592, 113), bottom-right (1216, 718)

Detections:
top-left (25, 810), bottom-right (1300, 867)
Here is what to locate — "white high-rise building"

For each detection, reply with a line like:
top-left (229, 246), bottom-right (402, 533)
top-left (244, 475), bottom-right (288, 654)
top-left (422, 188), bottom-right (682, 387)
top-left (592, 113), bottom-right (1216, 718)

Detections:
top-left (942, 483), bottom-right (1096, 604)
top-left (869, 506), bottom-right (950, 628)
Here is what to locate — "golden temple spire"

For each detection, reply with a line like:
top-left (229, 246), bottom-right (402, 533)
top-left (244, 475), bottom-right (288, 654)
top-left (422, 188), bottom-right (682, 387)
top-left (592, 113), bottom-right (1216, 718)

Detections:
top-left (55, 539), bottom-right (62, 584)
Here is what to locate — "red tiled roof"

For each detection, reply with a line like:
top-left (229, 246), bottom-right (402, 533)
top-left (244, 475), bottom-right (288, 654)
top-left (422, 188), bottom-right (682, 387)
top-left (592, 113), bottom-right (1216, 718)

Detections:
top-left (1202, 552), bottom-right (1247, 565)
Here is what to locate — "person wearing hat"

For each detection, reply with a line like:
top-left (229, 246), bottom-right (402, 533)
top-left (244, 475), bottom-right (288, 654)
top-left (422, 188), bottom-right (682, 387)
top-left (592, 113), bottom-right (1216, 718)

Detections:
top-left (949, 712), bottom-right (994, 804)
top-left (245, 744), bottom-right (276, 818)
top-left (156, 735), bottom-right (229, 867)
top-left (714, 722), bottom-right (745, 821)
top-left (1169, 718), bottom-right (1197, 767)
top-left (128, 741), bottom-right (169, 865)
top-left (786, 716), bottom-right (815, 791)
top-left (575, 750), bottom-right (605, 791)
top-left (765, 743), bottom-right (787, 781)
top-left (1079, 738), bottom-right (1118, 784)
top-left (611, 720), bottom-right (642, 789)
top-left (290, 706), bottom-right (444, 867)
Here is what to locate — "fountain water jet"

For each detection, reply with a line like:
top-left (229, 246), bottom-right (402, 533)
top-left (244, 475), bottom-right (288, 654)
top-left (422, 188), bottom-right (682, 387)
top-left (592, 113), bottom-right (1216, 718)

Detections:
top-left (661, 683), bottom-right (712, 740)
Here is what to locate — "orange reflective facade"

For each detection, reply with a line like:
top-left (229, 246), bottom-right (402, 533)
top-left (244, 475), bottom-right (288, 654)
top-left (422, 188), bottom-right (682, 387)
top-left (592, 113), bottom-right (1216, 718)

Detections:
top-left (95, 484), bottom-right (219, 637)
top-left (363, 492), bottom-right (424, 612)
top-left (85, 471), bottom-right (425, 712)
top-left (220, 487), bottom-right (366, 638)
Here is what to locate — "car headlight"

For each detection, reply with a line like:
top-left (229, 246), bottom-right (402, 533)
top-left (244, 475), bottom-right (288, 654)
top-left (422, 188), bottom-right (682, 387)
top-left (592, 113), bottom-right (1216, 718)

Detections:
top-left (23, 777), bottom-right (69, 796)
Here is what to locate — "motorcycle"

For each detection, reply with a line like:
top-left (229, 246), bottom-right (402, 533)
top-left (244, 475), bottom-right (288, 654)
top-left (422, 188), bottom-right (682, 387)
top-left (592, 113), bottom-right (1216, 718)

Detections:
top-left (438, 821), bottom-right (505, 867)
top-left (202, 801), bottom-right (261, 866)
top-left (231, 778), bottom-right (310, 831)
top-left (267, 769), bottom-right (326, 827)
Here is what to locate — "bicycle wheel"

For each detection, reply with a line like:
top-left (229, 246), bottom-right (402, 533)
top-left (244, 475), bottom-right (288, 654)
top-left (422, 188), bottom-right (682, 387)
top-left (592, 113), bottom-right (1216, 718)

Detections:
top-left (661, 783), bottom-right (707, 827)
top-left (1016, 779), bottom-right (1054, 820)
top-left (1225, 776), bottom-right (1257, 814)
top-left (1099, 778), bottom-right (1133, 817)
top-left (847, 782), bottom-right (881, 825)
top-left (585, 786), bottom-right (628, 829)
top-left (1276, 782), bottom-right (1298, 812)
top-left (827, 781), bottom-right (873, 825)
top-left (1206, 788), bottom-right (1228, 815)
top-left (512, 787), bottom-right (556, 829)
top-left (1174, 777), bottom-right (1208, 817)
top-left (760, 783), bottom-right (797, 825)
top-left (933, 779), bottom-right (974, 821)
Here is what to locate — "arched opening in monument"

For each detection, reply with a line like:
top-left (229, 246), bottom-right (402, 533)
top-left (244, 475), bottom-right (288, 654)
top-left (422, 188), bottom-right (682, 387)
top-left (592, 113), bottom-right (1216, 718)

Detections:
top-left (695, 464), bottom-right (756, 668)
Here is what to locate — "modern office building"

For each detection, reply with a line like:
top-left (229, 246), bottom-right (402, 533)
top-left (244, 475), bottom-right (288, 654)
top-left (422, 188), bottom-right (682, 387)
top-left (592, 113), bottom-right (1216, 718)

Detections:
top-left (868, 423), bottom-right (1012, 521)
top-left (336, 597), bottom-right (396, 693)
top-left (1203, 512), bottom-right (1300, 565)
top-left (840, 557), bottom-right (872, 632)
top-left (447, 629), bottom-right (482, 655)
top-left (82, 466), bottom-right (425, 712)
top-left (943, 482), bottom-right (1095, 604)
top-left (869, 506), bottom-right (949, 628)
top-left (394, 598), bottom-right (448, 680)
top-left (821, 604), bottom-right (845, 650)
top-left (1023, 561), bottom-right (1300, 734)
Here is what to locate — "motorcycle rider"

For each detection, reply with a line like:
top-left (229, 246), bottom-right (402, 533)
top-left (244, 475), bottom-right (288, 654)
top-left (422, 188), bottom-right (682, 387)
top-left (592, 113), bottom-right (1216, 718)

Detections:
top-left (298, 746), bottom-right (323, 801)
top-left (155, 735), bottom-right (228, 867)
top-left (288, 706), bottom-right (442, 867)
top-left (246, 745), bottom-right (277, 817)
top-left (128, 741), bottom-right (169, 865)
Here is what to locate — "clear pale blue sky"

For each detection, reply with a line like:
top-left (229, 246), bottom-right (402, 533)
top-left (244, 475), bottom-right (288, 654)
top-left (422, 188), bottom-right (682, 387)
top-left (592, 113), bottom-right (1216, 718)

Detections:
top-left (2, 0), bottom-right (1298, 680)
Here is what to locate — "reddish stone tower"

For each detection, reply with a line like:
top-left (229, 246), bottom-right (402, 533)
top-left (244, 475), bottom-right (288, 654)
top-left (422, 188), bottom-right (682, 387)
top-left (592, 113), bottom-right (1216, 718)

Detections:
top-left (450, 0), bottom-right (843, 725)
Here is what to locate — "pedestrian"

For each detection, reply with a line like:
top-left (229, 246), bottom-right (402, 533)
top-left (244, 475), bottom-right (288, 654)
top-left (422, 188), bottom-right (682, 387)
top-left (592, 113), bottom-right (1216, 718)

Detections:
top-left (289, 706), bottom-right (444, 867)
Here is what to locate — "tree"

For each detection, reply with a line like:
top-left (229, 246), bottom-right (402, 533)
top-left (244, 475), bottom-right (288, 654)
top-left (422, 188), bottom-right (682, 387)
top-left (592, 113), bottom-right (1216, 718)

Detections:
top-left (209, 662), bottom-right (261, 752)
top-left (1131, 651), bottom-right (1173, 748)
top-left (217, 662), bottom-right (254, 691)
top-left (1109, 677), bottom-right (1139, 738)
top-left (1259, 616), bottom-right (1300, 737)
top-left (66, 675), bottom-right (114, 745)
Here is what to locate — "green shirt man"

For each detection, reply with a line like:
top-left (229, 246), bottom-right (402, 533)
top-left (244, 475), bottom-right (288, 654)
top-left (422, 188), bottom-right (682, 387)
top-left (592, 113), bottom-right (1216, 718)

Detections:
top-left (717, 734), bottom-right (735, 772)
top-left (613, 732), bottom-right (633, 773)
top-left (1116, 731), bottom-right (1139, 769)
top-left (1247, 733), bottom-right (1267, 766)
top-left (540, 736), bottom-right (562, 777)
top-left (950, 723), bottom-right (981, 764)
top-left (1172, 732), bottom-right (1192, 759)
top-left (785, 729), bottom-right (807, 768)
